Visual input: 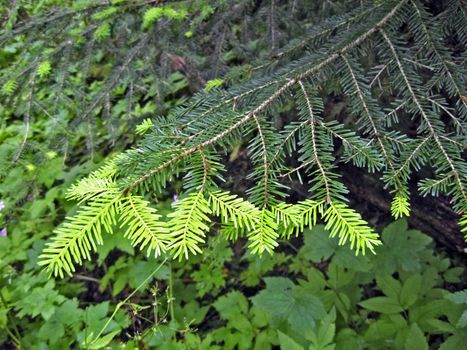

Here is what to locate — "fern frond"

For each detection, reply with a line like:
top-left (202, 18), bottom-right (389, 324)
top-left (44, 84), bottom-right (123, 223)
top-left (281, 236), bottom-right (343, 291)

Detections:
top-left (323, 202), bottom-right (381, 255)
top-left (166, 192), bottom-right (212, 260)
top-left (38, 193), bottom-right (121, 277)
top-left (119, 195), bottom-right (168, 257)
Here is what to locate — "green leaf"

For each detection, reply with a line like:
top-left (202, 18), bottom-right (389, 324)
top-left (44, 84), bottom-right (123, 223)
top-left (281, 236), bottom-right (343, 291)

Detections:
top-left (301, 225), bottom-right (336, 262)
top-left (405, 323), bottom-right (428, 350)
top-left (278, 331), bottom-right (304, 350)
top-left (457, 311), bottom-right (467, 328)
top-left (252, 277), bottom-right (325, 332)
top-left (89, 330), bottom-right (120, 349)
top-left (359, 297), bottom-right (404, 314)
top-left (364, 319), bottom-right (400, 342)
top-left (446, 290), bottom-right (467, 304)
top-left (376, 275), bottom-right (402, 300)
top-left (373, 220), bottom-right (432, 273)
top-left (400, 274), bottom-right (422, 308)
top-left (309, 308), bottom-right (336, 350)
top-left (213, 291), bottom-right (248, 320)
top-left (440, 329), bottom-right (467, 350)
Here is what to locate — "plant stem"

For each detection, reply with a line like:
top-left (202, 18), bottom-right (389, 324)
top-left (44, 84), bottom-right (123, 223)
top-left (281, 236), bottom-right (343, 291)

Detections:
top-left (0, 291), bottom-right (22, 349)
top-left (90, 258), bottom-right (168, 345)
top-left (169, 263), bottom-right (175, 322)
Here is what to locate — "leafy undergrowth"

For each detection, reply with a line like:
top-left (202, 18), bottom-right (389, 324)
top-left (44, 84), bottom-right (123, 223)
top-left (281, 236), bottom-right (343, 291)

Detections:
top-left (1, 217), bottom-right (466, 349)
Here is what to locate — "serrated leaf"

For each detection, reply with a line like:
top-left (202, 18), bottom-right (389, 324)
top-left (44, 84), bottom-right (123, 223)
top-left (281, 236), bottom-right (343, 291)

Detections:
top-left (400, 274), bottom-right (422, 308)
top-left (376, 275), bottom-right (402, 300)
top-left (252, 277), bottom-right (325, 332)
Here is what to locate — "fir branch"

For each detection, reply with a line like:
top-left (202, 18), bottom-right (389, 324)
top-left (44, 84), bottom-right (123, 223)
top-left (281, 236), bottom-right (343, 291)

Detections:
top-left (381, 30), bottom-right (467, 206)
top-left (166, 192), bottom-right (212, 260)
top-left (323, 202), bottom-right (381, 255)
top-left (39, 193), bottom-right (122, 278)
top-left (298, 80), bottom-right (332, 202)
top-left (119, 195), bottom-right (168, 257)
top-left (124, 0), bottom-right (407, 194)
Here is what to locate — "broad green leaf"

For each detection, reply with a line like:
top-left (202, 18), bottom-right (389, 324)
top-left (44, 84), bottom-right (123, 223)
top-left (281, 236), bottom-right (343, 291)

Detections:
top-left (372, 220), bottom-right (432, 273)
top-left (365, 319), bottom-right (400, 342)
top-left (400, 274), bottom-right (422, 308)
top-left (440, 329), bottom-right (467, 350)
top-left (252, 277), bottom-right (325, 332)
top-left (376, 275), bottom-right (402, 300)
top-left (214, 291), bottom-right (249, 320)
top-left (405, 323), bottom-right (428, 350)
top-left (278, 331), bottom-right (304, 350)
top-left (446, 290), bottom-right (467, 304)
top-left (359, 297), bottom-right (404, 314)
top-left (308, 308), bottom-right (336, 350)
top-left (457, 311), bottom-right (467, 328)
top-left (301, 225), bottom-right (371, 271)
top-left (301, 225), bottom-right (337, 261)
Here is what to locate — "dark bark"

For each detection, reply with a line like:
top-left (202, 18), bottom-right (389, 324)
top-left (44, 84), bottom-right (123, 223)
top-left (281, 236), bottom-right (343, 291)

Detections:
top-left (339, 164), bottom-right (466, 253)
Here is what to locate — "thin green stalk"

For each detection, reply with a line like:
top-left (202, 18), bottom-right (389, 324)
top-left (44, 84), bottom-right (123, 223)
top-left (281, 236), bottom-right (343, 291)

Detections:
top-left (89, 258), bottom-right (168, 346)
top-left (168, 263), bottom-right (175, 322)
top-left (0, 291), bottom-right (22, 349)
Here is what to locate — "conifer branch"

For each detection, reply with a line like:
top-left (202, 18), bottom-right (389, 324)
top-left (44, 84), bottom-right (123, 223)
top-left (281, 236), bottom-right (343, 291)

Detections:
top-left (381, 30), bottom-right (467, 205)
top-left (341, 55), bottom-right (396, 176)
top-left (298, 81), bottom-right (332, 202)
top-left (409, 0), bottom-right (467, 110)
top-left (124, 0), bottom-right (407, 194)
top-left (32, 0), bottom-right (467, 274)
top-left (252, 113), bottom-right (271, 207)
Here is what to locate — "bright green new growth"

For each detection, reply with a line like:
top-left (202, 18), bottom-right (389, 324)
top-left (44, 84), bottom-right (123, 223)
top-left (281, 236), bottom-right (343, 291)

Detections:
top-left (39, 0), bottom-right (466, 277)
